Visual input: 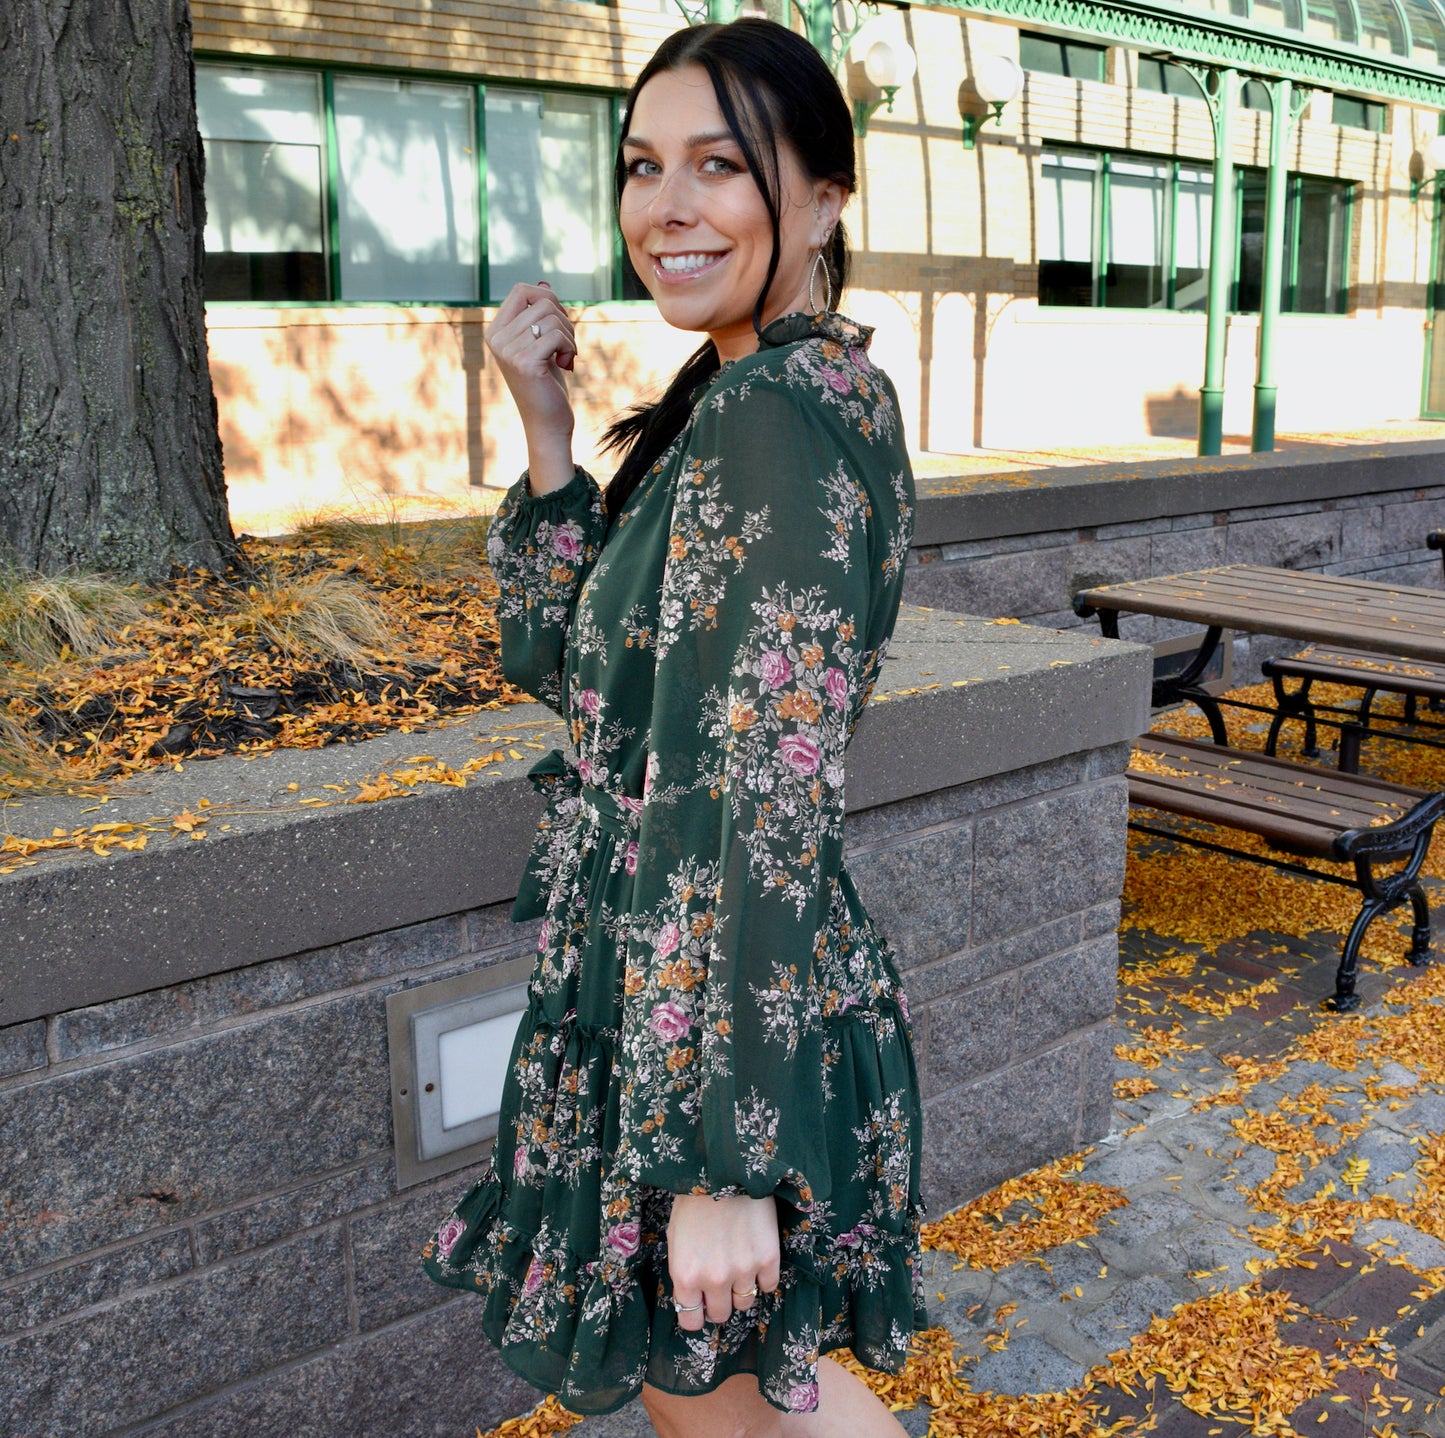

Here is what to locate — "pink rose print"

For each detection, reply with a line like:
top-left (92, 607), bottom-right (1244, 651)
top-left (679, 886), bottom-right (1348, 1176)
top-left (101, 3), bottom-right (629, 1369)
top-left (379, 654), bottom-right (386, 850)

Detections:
top-left (855, 350), bottom-right (872, 372)
top-left (523, 1256), bottom-right (545, 1297)
top-left (898, 989), bottom-right (911, 1023)
top-left (787, 1382), bottom-right (820, 1412)
top-left (624, 840), bottom-right (639, 874)
top-left (818, 367), bottom-right (851, 394)
top-left (607, 1221), bottom-right (641, 1258)
top-left (655, 921), bottom-right (681, 959)
top-left (577, 688), bottom-right (601, 718)
top-left (650, 1001), bottom-right (691, 1042)
top-left (758, 649), bottom-right (793, 689)
top-left (514, 1145), bottom-right (530, 1179)
top-left (537, 919), bottom-right (552, 951)
top-left (552, 522), bottom-right (583, 561)
top-left (778, 734), bottom-right (821, 776)
top-left (824, 667), bottom-right (848, 711)
top-left (620, 795), bottom-right (644, 815)
top-left (577, 757), bottom-right (597, 785)
top-left (436, 1214), bottom-right (466, 1259)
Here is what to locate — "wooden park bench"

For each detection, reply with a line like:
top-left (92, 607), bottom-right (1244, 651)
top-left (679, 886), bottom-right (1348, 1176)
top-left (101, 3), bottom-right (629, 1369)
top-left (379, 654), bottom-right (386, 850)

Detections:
top-left (1261, 647), bottom-right (1445, 772)
top-left (1129, 734), bottom-right (1442, 1012)
top-left (1258, 538), bottom-right (1445, 770)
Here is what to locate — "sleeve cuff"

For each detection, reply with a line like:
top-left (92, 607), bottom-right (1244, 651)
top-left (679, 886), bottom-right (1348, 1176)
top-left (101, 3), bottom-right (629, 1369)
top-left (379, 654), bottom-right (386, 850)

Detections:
top-left (509, 466), bottom-right (601, 519)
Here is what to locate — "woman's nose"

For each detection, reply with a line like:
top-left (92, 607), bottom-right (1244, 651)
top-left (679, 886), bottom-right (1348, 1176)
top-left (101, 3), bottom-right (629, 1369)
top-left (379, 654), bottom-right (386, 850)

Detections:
top-left (648, 168), bottom-right (697, 227)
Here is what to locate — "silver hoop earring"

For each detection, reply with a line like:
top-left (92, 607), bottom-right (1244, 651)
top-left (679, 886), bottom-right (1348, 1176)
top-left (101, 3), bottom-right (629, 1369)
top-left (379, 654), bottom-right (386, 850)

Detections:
top-left (808, 249), bottom-right (834, 315)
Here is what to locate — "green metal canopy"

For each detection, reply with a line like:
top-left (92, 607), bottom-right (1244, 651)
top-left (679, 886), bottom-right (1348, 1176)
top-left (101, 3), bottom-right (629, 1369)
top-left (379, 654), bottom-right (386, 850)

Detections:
top-left (930, 0), bottom-right (1445, 106)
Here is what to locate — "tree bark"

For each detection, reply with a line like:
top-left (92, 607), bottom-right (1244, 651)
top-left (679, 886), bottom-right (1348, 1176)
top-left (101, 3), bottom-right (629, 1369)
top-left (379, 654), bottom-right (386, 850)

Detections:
top-left (0, 0), bottom-right (233, 578)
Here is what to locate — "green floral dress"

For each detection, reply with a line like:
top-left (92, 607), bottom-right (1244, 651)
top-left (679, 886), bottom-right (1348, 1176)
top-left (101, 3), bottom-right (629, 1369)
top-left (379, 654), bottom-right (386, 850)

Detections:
top-left (422, 311), bottom-right (926, 1417)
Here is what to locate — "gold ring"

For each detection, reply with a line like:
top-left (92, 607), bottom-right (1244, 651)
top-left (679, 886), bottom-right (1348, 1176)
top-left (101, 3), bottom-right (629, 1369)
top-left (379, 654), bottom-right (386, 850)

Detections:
top-left (732, 1285), bottom-right (759, 1299)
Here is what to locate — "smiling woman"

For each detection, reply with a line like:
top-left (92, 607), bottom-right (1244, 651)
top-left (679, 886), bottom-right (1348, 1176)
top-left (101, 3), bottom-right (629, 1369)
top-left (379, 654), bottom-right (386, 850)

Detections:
top-left (422, 19), bottom-right (924, 1438)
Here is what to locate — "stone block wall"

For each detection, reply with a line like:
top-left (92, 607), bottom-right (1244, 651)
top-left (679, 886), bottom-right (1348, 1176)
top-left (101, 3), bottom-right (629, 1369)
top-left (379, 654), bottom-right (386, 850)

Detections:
top-left (0, 745), bottom-right (1127, 1438)
top-left (0, 611), bottom-right (1148, 1437)
top-left (906, 441), bottom-right (1445, 683)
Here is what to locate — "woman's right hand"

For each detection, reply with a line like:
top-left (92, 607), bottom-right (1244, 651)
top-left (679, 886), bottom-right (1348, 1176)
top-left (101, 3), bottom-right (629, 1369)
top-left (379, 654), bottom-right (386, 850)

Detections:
top-left (486, 281), bottom-right (578, 495)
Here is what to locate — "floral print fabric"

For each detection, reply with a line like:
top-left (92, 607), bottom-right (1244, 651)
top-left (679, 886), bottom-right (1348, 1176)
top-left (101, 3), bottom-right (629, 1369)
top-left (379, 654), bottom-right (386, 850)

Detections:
top-left (422, 312), bottom-right (927, 1416)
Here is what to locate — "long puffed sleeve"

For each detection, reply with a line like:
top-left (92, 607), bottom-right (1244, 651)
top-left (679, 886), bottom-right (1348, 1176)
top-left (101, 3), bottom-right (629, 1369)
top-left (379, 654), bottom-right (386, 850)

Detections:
top-left (612, 358), bottom-right (913, 1206)
top-left (486, 468), bottom-right (608, 714)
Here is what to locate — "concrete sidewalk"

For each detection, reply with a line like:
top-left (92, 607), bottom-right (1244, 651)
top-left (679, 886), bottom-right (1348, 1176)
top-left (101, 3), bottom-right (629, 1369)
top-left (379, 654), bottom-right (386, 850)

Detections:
top-left (567, 916), bottom-right (1445, 1437)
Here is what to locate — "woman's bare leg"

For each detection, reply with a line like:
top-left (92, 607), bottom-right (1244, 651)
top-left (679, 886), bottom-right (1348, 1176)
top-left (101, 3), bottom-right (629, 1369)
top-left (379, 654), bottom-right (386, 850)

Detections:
top-left (640, 1355), bottom-right (906, 1438)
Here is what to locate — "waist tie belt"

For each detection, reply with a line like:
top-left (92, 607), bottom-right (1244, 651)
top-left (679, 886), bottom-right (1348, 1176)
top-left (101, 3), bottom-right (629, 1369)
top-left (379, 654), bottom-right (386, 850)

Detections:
top-left (512, 748), bottom-right (640, 921)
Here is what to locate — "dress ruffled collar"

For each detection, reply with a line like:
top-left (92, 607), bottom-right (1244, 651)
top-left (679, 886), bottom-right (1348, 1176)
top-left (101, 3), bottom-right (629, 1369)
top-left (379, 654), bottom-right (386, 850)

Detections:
top-left (757, 310), bottom-right (874, 351)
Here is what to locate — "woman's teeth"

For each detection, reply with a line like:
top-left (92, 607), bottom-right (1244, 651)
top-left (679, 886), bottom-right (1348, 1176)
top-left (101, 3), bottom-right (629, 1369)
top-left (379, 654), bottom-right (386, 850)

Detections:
top-left (657, 253), bottom-right (719, 273)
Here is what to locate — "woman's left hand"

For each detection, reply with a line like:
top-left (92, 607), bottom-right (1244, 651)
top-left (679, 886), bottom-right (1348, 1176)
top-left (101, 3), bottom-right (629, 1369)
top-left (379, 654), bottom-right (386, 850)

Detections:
top-left (666, 1193), bottom-right (781, 1333)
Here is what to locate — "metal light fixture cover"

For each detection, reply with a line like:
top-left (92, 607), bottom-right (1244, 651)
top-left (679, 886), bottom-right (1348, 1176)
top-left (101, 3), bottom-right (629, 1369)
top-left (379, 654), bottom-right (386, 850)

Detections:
top-left (853, 36), bottom-right (918, 135)
top-left (963, 53), bottom-right (1024, 148)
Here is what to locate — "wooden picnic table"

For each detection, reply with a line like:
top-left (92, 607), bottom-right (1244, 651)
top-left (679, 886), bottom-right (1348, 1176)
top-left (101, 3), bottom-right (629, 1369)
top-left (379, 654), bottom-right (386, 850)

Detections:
top-left (1074, 564), bottom-right (1445, 747)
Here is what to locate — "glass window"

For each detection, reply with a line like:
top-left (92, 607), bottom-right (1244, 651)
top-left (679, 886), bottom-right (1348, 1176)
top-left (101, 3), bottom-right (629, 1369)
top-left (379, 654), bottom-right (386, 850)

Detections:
top-left (1038, 150), bottom-right (1100, 305)
top-left (1018, 31), bottom-right (1106, 81)
top-left (1402, 0), bottom-right (1445, 64)
top-left (1106, 158), bottom-right (1170, 308)
top-left (485, 89), bottom-right (614, 303)
top-left (1332, 95), bottom-right (1388, 131)
top-left (1304, 0), bottom-right (1357, 42)
top-left (333, 76), bottom-right (479, 302)
top-left (1234, 171), bottom-right (1271, 313)
top-left (1356, 0), bottom-right (1408, 53)
top-left (196, 65), bottom-right (328, 302)
top-left (1136, 58), bottom-right (1198, 98)
top-left (1174, 166), bottom-right (1213, 311)
top-left (1036, 146), bottom-right (1348, 316)
top-left (1291, 177), bottom-right (1350, 312)
top-left (1241, 79), bottom-right (1273, 111)
top-left (1251, 0), bottom-right (1304, 31)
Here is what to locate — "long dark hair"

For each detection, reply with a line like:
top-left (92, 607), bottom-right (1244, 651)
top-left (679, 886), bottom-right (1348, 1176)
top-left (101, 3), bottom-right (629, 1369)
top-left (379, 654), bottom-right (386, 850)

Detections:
top-left (600, 18), bottom-right (857, 522)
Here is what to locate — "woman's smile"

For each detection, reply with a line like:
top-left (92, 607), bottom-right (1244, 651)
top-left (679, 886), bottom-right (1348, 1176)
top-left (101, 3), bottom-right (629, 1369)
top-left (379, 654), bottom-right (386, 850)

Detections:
top-left (651, 250), bottom-right (730, 282)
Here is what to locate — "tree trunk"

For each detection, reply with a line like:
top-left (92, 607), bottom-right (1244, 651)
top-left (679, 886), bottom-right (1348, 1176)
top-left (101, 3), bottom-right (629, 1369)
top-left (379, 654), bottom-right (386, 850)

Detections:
top-left (0, 0), bottom-right (233, 579)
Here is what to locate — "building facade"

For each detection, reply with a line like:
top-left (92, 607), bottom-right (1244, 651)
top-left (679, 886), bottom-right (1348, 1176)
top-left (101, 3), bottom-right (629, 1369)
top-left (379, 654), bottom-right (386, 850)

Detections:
top-left (189, 0), bottom-right (1445, 528)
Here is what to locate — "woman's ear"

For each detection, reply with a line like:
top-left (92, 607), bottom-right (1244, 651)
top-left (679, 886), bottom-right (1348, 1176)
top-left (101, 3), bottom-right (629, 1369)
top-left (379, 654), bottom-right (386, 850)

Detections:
top-left (812, 180), bottom-right (847, 247)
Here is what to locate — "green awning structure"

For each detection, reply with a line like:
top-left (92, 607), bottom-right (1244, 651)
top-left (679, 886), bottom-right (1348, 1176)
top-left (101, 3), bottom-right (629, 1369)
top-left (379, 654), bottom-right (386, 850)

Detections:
top-left (932, 0), bottom-right (1445, 106)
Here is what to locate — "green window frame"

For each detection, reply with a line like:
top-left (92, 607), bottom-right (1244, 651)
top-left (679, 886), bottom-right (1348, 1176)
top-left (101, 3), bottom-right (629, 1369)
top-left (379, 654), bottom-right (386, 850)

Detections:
top-left (195, 58), bottom-right (633, 307)
top-left (1018, 30), bottom-right (1108, 80)
top-left (1038, 144), bottom-right (1353, 316)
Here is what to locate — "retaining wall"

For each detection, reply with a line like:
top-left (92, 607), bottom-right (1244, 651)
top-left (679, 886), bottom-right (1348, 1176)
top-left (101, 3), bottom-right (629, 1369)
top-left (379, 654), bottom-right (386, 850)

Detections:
top-left (905, 439), bottom-right (1445, 679)
top-left (0, 608), bottom-right (1149, 1437)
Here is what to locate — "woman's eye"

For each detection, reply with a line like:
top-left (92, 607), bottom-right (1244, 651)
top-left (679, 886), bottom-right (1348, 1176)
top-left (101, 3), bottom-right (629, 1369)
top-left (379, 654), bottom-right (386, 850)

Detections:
top-left (700, 155), bottom-right (742, 176)
top-left (624, 157), bottom-right (661, 178)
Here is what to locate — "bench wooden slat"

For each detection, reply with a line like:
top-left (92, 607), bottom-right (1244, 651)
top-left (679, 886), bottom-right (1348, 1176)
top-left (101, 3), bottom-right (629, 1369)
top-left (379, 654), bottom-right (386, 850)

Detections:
top-left (1131, 736), bottom-right (1426, 854)
top-left (1135, 736), bottom-right (1427, 807)
top-left (1129, 774), bottom-right (1344, 858)
top-left (1077, 566), bottom-right (1445, 661)
top-left (1269, 646), bottom-right (1445, 699)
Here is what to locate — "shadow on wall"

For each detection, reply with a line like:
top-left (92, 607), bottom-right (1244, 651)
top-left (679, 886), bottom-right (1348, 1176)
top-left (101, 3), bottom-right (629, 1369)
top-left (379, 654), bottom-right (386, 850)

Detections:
top-left (1144, 384), bottom-right (1199, 439)
top-left (210, 308), bottom-right (688, 520)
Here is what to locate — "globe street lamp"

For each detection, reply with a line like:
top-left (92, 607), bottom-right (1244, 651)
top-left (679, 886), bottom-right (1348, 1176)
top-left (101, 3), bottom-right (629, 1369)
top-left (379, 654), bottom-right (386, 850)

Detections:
top-left (853, 36), bottom-right (919, 135)
top-left (962, 53), bottom-right (1024, 149)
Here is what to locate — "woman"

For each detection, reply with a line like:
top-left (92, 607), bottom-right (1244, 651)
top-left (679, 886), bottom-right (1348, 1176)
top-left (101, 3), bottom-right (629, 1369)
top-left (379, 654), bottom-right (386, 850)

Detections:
top-left (424, 19), bottom-right (924, 1435)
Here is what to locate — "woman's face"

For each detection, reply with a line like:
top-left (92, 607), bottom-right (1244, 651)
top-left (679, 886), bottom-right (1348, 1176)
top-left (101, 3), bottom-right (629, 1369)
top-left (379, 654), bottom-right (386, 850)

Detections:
top-left (619, 64), bottom-right (843, 363)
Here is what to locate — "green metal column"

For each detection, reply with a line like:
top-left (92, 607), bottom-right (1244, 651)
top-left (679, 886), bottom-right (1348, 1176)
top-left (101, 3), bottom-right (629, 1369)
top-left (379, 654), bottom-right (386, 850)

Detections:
top-left (1251, 78), bottom-right (1295, 451)
top-left (1199, 67), bottom-right (1237, 456)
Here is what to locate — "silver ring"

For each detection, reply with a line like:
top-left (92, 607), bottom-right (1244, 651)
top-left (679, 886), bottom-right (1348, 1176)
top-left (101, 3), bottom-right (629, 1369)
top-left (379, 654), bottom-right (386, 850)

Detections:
top-left (673, 1299), bottom-right (705, 1313)
top-left (530, 321), bottom-right (542, 339)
